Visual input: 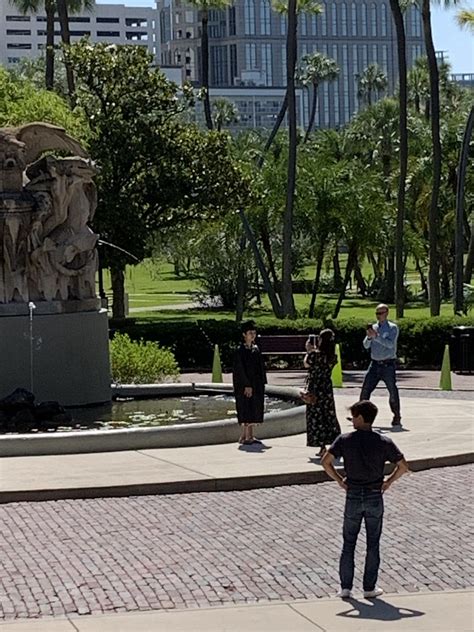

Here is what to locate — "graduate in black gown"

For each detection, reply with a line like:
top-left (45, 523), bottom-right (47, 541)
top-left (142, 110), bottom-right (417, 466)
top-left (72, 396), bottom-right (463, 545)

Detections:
top-left (232, 321), bottom-right (267, 445)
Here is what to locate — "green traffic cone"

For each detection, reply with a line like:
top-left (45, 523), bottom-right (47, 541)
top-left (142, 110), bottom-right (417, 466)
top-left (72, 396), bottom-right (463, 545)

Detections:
top-left (439, 344), bottom-right (452, 391)
top-left (332, 343), bottom-right (343, 388)
top-left (212, 344), bottom-right (223, 383)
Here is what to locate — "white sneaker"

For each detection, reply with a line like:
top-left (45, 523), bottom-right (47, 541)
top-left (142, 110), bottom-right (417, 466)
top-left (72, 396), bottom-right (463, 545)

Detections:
top-left (336, 588), bottom-right (353, 598)
top-left (364, 587), bottom-right (384, 598)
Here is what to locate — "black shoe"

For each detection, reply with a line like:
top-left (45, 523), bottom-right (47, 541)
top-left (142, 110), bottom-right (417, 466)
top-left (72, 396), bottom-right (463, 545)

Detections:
top-left (391, 417), bottom-right (402, 427)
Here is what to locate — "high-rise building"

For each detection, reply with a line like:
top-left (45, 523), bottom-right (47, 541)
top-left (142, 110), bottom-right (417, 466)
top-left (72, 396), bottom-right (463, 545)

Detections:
top-left (0, 2), bottom-right (160, 68)
top-left (159, 0), bottom-right (425, 128)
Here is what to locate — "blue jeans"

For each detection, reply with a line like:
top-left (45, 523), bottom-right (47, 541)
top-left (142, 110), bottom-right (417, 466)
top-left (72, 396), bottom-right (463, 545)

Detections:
top-left (361, 360), bottom-right (401, 420)
top-left (339, 489), bottom-right (384, 592)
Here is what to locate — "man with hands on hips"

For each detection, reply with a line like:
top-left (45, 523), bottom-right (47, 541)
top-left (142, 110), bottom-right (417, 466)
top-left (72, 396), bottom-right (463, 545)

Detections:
top-left (361, 303), bottom-right (402, 427)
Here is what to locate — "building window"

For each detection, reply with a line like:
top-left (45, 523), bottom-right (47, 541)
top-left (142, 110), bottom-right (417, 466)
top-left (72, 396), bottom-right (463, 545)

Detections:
top-left (245, 42), bottom-right (257, 69)
top-left (321, 2), bottom-right (327, 36)
top-left (6, 29), bottom-right (31, 36)
top-left (260, 0), bottom-right (271, 34)
top-left (381, 44), bottom-right (388, 73)
top-left (362, 44), bottom-right (368, 69)
top-left (96, 17), bottom-right (120, 23)
top-left (370, 3), bottom-right (377, 36)
top-left (352, 44), bottom-right (359, 96)
top-left (381, 3), bottom-right (387, 36)
top-left (351, 3), bottom-right (357, 35)
top-left (7, 43), bottom-right (31, 49)
top-left (126, 18), bottom-right (147, 27)
top-left (280, 14), bottom-right (287, 35)
top-left (228, 6), bottom-right (236, 35)
top-left (69, 17), bottom-right (90, 23)
top-left (371, 44), bottom-right (378, 64)
top-left (323, 83), bottom-right (329, 125)
top-left (341, 3), bottom-right (347, 36)
top-left (333, 80), bottom-right (340, 125)
top-left (8, 57), bottom-right (21, 63)
top-left (70, 30), bottom-right (91, 36)
top-left (411, 5), bottom-right (421, 36)
top-left (6, 15), bottom-right (30, 22)
top-left (230, 44), bottom-right (238, 83)
top-left (342, 44), bottom-right (350, 122)
top-left (361, 3), bottom-right (367, 36)
top-left (331, 4), bottom-right (337, 35)
top-left (244, 0), bottom-right (256, 35)
top-left (300, 12), bottom-right (307, 36)
top-left (210, 45), bottom-right (228, 85)
top-left (261, 43), bottom-right (272, 85)
top-left (126, 32), bottom-right (148, 41)
top-left (311, 14), bottom-right (317, 35)
top-left (97, 31), bottom-right (120, 37)
top-left (281, 44), bottom-right (287, 84)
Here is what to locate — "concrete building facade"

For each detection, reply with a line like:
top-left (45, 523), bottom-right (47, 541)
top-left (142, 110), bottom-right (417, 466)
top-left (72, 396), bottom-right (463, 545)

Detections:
top-left (0, 2), bottom-right (160, 68)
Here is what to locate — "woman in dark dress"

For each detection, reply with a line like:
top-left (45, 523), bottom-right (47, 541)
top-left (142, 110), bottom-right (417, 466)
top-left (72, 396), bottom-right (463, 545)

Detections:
top-left (232, 321), bottom-right (267, 445)
top-left (304, 328), bottom-right (341, 457)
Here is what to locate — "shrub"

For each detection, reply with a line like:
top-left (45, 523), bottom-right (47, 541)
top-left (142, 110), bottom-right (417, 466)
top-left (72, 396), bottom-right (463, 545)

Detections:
top-left (110, 333), bottom-right (179, 384)
top-left (109, 315), bottom-right (473, 370)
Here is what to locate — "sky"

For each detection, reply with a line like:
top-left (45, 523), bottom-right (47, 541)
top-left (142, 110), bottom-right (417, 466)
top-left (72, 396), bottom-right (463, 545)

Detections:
top-left (98, 0), bottom-right (473, 74)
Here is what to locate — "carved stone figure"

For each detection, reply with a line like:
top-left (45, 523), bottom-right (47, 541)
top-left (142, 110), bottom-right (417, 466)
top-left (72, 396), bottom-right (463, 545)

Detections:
top-left (0, 122), bottom-right (99, 310)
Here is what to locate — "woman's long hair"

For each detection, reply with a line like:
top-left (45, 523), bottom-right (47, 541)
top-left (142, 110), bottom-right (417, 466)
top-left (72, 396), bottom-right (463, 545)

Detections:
top-left (318, 328), bottom-right (336, 363)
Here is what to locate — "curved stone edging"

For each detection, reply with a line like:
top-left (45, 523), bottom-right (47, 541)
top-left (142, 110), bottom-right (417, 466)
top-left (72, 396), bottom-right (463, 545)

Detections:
top-left (0, 383), bottom-right (306, 457)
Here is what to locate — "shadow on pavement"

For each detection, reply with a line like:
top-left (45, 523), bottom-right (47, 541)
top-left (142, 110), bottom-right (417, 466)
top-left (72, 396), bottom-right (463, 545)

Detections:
top-left (238, 442), bottom-right (272, 453)
top-left (375, 426), bottom-right (410, 434)
top-left (337, 597), bottom-right (425, 622)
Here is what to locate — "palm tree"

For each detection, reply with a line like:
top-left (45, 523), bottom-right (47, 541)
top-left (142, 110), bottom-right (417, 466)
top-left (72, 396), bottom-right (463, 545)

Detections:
top-left (456, 7), bottom-right (474, 30)
top-left (56, 0), bottom-right (94, 104)
top-left (10, 0), bottom-right (55, 89)
top-left (408, 57), bottom-right (430, 116)
top-left (189, 0), bottom-right (230, 130)
top-left (212, 98), bottom-right (240, 132)
top-left (256, 0), bottom-right (322, 166)
top-left (420, 0), bottom-right (443, 315)
top-left (389, 0), bottom-right (409, 318)
top-left (357, 63), bottom-right (388, 107)
top-left (298, 52), bottom-right (339, 142)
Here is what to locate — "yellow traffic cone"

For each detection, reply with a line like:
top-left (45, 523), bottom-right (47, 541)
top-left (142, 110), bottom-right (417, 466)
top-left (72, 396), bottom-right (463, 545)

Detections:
top-left (439, 344), bottom-right (452, 391)
top-left (212, 344), bottom-right (223, 383)
top-left (332, 343), bottom-right (343, 388)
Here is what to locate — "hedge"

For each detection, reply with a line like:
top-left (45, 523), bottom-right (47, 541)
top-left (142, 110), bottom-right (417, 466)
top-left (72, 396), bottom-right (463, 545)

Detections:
top-left (109, 315), bottom-right (473, 370)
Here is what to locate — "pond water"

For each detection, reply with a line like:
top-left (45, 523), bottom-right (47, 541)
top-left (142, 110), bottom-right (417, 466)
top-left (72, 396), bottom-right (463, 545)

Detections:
top-left (66, 394), bottom-right (296, 431)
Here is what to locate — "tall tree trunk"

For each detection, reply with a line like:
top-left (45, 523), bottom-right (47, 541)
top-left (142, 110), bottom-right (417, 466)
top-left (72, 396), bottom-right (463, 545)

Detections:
top-left (281, 0), bottom-right (297, 318)
top-left (454, 106), bottom-right (474, 313)
top-left (235, 235), bottom-right (247, 322)
top-left (422, 0), bottom-right (441, 316)
top-left (238, 209), bottom-right (283, 318)
top-left (464, 219), bottom-right (474, 285)
top-left (110, 265), bottom-right (126, 320)
top-left (201, 10), bottom-right (213, 130)
top-left (367, 90), bottom-right (372, 107)
top-left (415, 255), bottom-right (428, 297)
top-left (381, 249), bottom-right (395, 303)
top-left (441, 257), bottom-right (451, 300)
top-left (308, 244), bottom-right (325, 318)
top-left (257, 92), bottom-right (288, 168)
top-left (333, 246), bottom-right (343, 290)
top-left (56, 0), bottom-right (75, 105)
top-left (260, 225), bottom-right (280, 290)
top-left (45, 1), bottom-right (55, 90)
top-left (304, 83), bottom-right (319, 143)
top-left (354, 262), bottom-right (367, 297)
top-left (390, 0), bottom-right (408, 320)
top-left (332, 243), bottom-right (357, 319)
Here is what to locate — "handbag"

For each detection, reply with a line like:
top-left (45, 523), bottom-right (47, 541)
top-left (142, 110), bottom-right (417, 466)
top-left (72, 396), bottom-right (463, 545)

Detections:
top-left (300, 390), bottom-right (317, 405)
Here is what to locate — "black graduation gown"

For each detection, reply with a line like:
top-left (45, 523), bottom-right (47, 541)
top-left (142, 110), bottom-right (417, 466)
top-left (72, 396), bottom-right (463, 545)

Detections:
top-left (232, 343), bottom-right (267, 424)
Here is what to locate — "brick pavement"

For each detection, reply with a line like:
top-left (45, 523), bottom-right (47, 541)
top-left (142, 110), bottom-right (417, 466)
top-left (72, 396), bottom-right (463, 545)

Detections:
top-left (0, 465), bottom-right (472, 621)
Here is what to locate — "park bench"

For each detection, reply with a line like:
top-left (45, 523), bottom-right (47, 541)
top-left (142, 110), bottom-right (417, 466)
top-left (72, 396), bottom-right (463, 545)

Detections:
top-left (257, 335), bottom-right (309, 356)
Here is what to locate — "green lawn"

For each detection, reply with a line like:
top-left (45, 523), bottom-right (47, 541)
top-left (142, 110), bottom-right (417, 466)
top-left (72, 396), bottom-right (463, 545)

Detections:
top-left (101, 259), bottom-right (462, 321)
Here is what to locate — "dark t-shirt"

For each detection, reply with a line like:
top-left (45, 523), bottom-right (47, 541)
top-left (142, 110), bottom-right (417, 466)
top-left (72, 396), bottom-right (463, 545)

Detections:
top-left (329, 430), bottom-right (404, 489)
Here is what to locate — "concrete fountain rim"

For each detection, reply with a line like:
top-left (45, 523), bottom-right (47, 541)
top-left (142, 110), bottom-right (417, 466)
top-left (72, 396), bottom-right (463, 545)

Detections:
top-left (0, 383), bottom-right (306, 457)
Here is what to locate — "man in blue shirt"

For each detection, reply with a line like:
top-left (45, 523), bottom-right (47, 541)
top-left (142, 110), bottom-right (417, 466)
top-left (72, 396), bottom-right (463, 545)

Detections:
top-left (322, 400), bottom-right (409, 599)
top-left (361, 304), bottom-right (401, 427)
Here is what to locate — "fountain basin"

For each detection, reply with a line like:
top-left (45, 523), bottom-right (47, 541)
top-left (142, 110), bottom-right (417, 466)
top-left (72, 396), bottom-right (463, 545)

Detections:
top-left (0, 383), bottom-right (306, 457)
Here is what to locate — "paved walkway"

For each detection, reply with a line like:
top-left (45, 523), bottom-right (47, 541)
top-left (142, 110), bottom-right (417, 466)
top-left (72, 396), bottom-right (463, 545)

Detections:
top-left (0, 466), bottom-right (472, 628)
top-left (1, 390), bottom-right (473, 502)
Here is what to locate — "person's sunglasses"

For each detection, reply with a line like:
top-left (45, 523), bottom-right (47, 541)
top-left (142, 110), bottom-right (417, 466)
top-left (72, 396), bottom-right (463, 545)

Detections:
top-left (375, 311), bottom-right (387, 315)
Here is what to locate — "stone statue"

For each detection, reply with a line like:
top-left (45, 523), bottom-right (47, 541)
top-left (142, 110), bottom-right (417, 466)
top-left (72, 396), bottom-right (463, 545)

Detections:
top-left (0, 122), bottom-right (99, 311)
